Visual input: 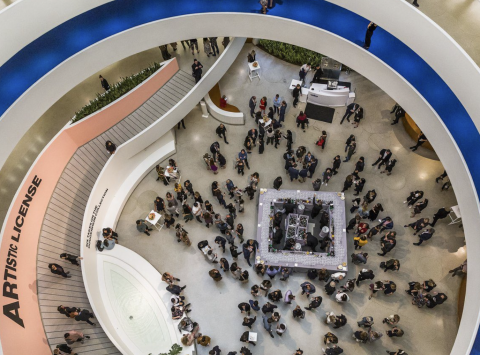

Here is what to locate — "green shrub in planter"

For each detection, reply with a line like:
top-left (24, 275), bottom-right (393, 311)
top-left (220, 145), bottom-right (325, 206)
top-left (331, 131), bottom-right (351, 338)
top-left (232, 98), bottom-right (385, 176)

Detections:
top-left (71, 62), bottom-right (162, 124)
top-left (258, 39), bottom-right (323, 66)
top-left (148, 343), bottom-right (182, 355)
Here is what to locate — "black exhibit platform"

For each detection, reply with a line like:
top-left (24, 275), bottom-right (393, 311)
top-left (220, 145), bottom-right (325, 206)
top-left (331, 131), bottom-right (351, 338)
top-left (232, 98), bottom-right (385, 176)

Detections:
top-left (305, 103), bottom-right (336, 124)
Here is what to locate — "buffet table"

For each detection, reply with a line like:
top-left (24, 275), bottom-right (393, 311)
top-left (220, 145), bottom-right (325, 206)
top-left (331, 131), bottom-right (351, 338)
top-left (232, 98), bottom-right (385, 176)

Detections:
top-left (256, 189), bottom-right (348, 271)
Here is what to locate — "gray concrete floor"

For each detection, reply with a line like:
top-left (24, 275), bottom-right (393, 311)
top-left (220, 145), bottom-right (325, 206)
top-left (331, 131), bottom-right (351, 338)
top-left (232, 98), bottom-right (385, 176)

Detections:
top-left (116, 44), bottom-right (465, 355)
top-left (0, 40), bottom-right (224, 230)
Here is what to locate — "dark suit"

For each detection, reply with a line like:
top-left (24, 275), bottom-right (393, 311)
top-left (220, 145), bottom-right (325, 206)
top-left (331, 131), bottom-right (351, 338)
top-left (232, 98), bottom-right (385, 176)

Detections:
top-left (372, 149), bottom-right (392, 168)
top-left (341, 103), bottom-right (359, 124)
top-left (249, 97), bottom-right (256, 118)
top-left (192, 61), bottom-right (203, 83)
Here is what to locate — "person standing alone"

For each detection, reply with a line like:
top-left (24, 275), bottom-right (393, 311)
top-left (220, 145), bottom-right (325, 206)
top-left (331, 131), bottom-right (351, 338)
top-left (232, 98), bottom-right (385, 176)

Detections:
top-left (192, 59), bottom-right (203, 84)
top-left (293, 84), bottom-right (301, 108)
top-left (364, 22), bottom-right (378, 50)
top-left (216, 124), bottom-right (229, 144)
top-left (99, 75), bottom-right (110, 91)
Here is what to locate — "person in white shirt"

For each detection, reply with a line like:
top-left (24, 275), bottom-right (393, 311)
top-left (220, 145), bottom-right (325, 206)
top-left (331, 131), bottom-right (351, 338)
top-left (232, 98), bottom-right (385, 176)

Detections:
top-left (335, 291), bottom-right (350, 303)
top-left (276, 323), bottom-right (287, 336)
top-left (192, 202), bottom-right (203, 223)
top-left (329, 272), bottom-right (346, 283)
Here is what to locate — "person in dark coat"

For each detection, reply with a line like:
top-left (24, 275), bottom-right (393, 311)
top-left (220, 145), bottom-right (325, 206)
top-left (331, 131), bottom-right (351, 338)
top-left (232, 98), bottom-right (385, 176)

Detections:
top-left (413, 227), bottom-right (435, 246)
top-left (306, 232), bottom-right (319, 251)
top-left (272, 226), bottom-right (283, 244)
top-left (311, 199), bottom-right (323, 219)
top-left (273, 176), bottom-right (282, 190)
top-left (105, 140), bottom-right (116, 155)
top-left (353, 178), bottom-right (366, 196)
top-left (410, 199), bottom-right (429, 218)
top-left (325, 281), bottom-right (336, 295)
top-left (430, 207), bottom-right (450, 226)
top-left (363, 22), bottom-right (378, 49)
top-left (192, 59), bottom-right (203, 83)
top-left (368, 203), bottom-right (384, 221)
top-left (355, 156), bottom-right (365, 173)
top-left (293, 84), bottom-right (301, 108)
top-left (60, 253), bottom-right (82, 266)
top-left (356, 269), bottom-right (375, 286)
top-left (289, 165), bottom-right (299, 182)
top-left (307, 158), bottom-right (318, 178)
top-left (216, 124), bottom-right (229, 144)
top-left (404, 190), bottom-right (424, 207)
top-left (249, 96), bottom-right (257, 118)
top-left (49, 264), bottom-right (70, 278)
top-left (258, 135), bottom-right (265, 154)
top-left (382, 158), bottom-right (397, 175)
top-left (340, 103), bottom-right (359, 124)
top-left (332, 155), bottom-right (341, 175)
top-left (372, 148), bottom-right (392, 169)
top-left (313, 63), bottom-right (324, 82)
top-left (99, 75), bottom-right (110, 91)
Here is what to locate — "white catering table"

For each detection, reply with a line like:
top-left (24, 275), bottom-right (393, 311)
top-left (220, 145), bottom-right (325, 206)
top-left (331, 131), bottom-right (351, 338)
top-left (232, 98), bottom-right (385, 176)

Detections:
top-left (248, 61), bottom-right (261, 81)
top-left (145, 210), bottom-right (163, 230)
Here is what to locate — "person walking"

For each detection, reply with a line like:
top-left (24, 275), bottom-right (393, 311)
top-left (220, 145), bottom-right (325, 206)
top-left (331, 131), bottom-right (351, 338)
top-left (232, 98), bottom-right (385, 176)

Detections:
top-left (377, 232), bottom-right (396, 256)
top-left (340, 103), bottom-right (359, 124)
top-left (316, 130), bottom-right (327, 150)
top-left (64, 330), bottom-right (90, 345)
top-left (136, 219), bottom-right (152, 236)
top-left (203, 38), bottom-right (213, 57)
top-left (372, 148), bottom-right (392, 169)
top-left (332, 155), bottom-right (341, 175)
top-left (341, 175), bottom-right (353, 192)
top-left (293, 84), bottom-right (301, 108)
top-left (190, 38), bottom-right (199, 54)
top-left (363, 22), bottom-right (378, 49)
top-left (410, 131), bottom-right (427, 151)
top-left (99, 75), bottom-right (110, 91)
top-left (430, 207), bottom-right (450, 226)
top-left (262, 315), bottom-right (275, 338)
top-left (216, 124), bottom-right (229, 144)
top-left (344, 142), bottom-right (356, 162)
top-left (449, 260), bottom-right (467, 277)
top-left (210, 37), bottom-right (219, 55)
top-left (413, 227), bottom-right (435, 246)
top-left (356, 269), bottom-right (375, 286)
top-left (60, 253), bottom-right (82, 266)
top-left (404, 217), bottom-right (430, 235)
top-left (352, 107), bottom-right (364, 128)
top-left (105, 140), bottom-right (116, 155)
top-left (305, 296), bottom-right (322, 311)
top-left (249, 96), bottom-right (257, 118)
top-left (192, 59), bottom-right (203, 84)
top-left (49, 264), bottom-right (71, 278)
top-left (345, 135), bottom-right (355, 152)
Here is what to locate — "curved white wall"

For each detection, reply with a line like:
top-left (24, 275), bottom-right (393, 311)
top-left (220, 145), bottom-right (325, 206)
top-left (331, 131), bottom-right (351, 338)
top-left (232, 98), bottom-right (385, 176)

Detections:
top-left (0, 0), bottom-right (112, 66)
top-left (327, 0), bottom-right (480, 134)
top-left (0, 9), bottom-right (477, 355)
top-left (80, 37), bottom-right (246, 354)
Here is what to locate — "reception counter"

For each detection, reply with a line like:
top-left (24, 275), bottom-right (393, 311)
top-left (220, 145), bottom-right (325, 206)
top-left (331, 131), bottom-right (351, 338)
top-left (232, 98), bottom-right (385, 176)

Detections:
top-left (307, 83), bottom-right (355, 107)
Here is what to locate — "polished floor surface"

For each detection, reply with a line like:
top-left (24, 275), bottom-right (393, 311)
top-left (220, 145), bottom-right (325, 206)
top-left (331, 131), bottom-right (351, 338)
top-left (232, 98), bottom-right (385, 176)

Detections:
top-left (116, 45), bottom-right (466, 355)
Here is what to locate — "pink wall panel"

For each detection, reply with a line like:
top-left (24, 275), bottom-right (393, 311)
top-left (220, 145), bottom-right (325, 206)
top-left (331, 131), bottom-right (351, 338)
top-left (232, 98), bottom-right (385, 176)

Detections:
top-left (0, 58), bottom-right (178, 355)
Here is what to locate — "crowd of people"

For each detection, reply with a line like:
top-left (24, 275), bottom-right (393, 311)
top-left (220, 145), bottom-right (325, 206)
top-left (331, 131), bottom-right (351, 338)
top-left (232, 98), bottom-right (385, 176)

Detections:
top-left (49, 42), bottom-right (463, 355)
